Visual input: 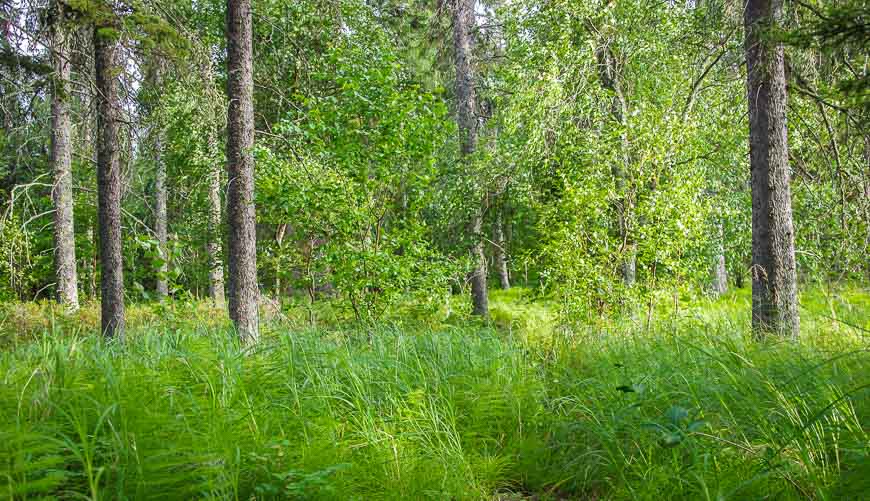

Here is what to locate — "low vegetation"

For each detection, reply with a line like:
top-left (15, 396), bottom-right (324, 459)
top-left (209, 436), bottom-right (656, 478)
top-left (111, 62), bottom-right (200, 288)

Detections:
top-left (2, 287), bottom-right (867, 500)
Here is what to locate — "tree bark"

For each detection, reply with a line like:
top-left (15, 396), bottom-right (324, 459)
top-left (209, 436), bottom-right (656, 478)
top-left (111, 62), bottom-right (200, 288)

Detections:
top-left (50, 3), bottom-right (79, 311)
top-left (226, 0), bottom-right (259, 342)
top-left (452, 0), bottom-right (488, 316)
top-left (711, 221), bottom-right (727, 297)
top-left (744, 0), bottom-right (799, 338)
top-left (95, 22), bottom-right (125, 339)
top-left (493, 202), bottom-right (510, 290)
top-left (596, 45), bottom-right (636, 286)
top-left (207, 139), bottom-right (226, 307)
top-left (154, 128), bottom-right (169, 300)
top-left (201, 60), bottom-right (226, 307)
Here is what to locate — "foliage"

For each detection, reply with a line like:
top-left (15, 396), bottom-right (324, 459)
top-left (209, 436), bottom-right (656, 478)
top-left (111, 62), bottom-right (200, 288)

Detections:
top-left (0, 288), bottom-right (867, 499)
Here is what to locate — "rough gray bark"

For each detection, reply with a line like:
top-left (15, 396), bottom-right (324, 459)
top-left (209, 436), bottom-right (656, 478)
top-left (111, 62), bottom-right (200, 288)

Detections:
top-left (226, 0), bottom-right (259, 342)
top-left (50, 3), bottom-right (79, 311)
top-left (154, 130), bottom-right (169, 300)
top-left (744, 0), bottom-right (799, 338)
top-left (95, 23), bottom-right (125, 339)
top-left (452, 0), bottom-right (488, 316)
top-left (595, 45), bottom-right (636, 286)
top-left (493, 203), bottom-right (510, 290)
top-left (711, 222), bottom-right (727, 297)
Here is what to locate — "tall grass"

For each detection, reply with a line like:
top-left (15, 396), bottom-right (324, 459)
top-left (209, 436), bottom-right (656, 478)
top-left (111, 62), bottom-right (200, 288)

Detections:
top-left (0, 287), bottom-right (867, 499)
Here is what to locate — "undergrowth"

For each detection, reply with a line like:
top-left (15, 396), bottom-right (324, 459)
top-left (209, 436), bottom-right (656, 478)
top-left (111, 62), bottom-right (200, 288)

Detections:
top-left (0, 286), bottom-right (867, 499)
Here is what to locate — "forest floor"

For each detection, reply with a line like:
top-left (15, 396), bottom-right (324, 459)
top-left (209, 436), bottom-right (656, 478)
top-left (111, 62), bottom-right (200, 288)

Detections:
top-left (1, 286), bottom-right (868, 500)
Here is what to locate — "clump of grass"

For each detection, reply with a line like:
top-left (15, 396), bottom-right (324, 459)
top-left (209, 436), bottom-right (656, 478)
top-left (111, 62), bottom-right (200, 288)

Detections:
top-left (0, 288), bottom-right (867, 499)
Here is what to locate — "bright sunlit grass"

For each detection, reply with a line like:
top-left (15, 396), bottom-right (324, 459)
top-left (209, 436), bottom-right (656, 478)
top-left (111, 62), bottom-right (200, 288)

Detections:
top-left (1, 286), bottom-right (867, 499)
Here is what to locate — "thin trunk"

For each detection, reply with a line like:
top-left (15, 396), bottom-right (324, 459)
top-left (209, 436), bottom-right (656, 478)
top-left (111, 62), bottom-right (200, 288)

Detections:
top-left (493, 203), bottom-right (510, 289)
top-left (596, 46), bottom-right (636, 286)
top-left (226, 0), bottom-right (259, 342)
top-left (745, 0), bottom-right (799, 338)
top-left (207, 148), bottom-right (225, 306)
top-left (711, 222), bottom-right (727, 297)
top-left (200, 59), bottom-right (225, 307)
top-left (274, 223), bottom-right (287, 295)
top-left (50, 3), bottom-right (79, 311)
top-left (154, 133), bottom-right (169, 300)
top-left (452, 0), bottom-right (488, 316)
top-left (95, 22), bottom-right (125, 339)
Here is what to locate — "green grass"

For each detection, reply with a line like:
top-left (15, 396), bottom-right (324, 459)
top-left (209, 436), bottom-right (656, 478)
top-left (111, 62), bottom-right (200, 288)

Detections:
top-left (0, 286), bottom-right (868, 500)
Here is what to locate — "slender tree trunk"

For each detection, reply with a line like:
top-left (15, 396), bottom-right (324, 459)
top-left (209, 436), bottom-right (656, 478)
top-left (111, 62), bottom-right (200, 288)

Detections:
top-left (711, 221), bottom-right (727, 297)
top-left (50, 3), bottom-right (79, 311)
top-left (744, 0), bottom-right (799, 338)
top-left (207, 143), bottom-right (226, 306)
top-left (154, 133), bottom-right (169, 300)
top-left (453, 0), bottom-right (488, 316)
top-left (146, 59), bottom-right (169, 300)
top-left (596, 46), bottom-right (635, 286)
top-left (94, 22), bottom-right (125, 339)
top-left (493, 202), bottom-right (510, 290)
top-left (198, 59), bottom-right (226, 306)
top-left (226, 0), bottom-right (259, 342)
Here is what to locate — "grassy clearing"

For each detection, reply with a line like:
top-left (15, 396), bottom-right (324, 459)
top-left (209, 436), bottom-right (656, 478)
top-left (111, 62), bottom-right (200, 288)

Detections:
top-left (0, 287), bottom-right (868, 500)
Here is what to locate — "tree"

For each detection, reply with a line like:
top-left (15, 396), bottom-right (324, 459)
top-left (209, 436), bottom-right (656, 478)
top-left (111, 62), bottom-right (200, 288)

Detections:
top-left (226, 0), bottom-right (259, 342)
top-left (150, 59), bottom-right (169, 300)
top-left (595, 42), bottom-right (635, 287)
top-left (203, 59), bottom-right (225, 307)
top-left (94, 18), bottom-right (125, 339)
top-left (452, 0), bottom-right (488, 316)
top-left (744, 0), bottom-right (799, 337)
top-left (49, 0), bottom-right (79, 311)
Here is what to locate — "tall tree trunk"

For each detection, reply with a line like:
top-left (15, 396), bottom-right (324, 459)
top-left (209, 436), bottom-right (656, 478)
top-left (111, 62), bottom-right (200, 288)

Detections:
top-left (50, 3), bottom-right (79, 311)
top-left (711, 221), bottom-right (727, 297)
top-left (744, 0), bottom-right (799, 338)
top-left (493, 202), bottom-right (510, 290)
top-left (207, 141), bottom-right (226, 306)
top-left (154, 132), bottom-right (169, 300)
top-left (226, 0), bottom-right (259, 342)
top-left (147, 59), bottom-right (169, 300)
top-left (94, 22), bottom-right (125, 339)
top-left (596, 46), bottom-right (635, 286)
top-left (201, 60), bottom-right (226, 307)
top-left (453, 0), bottom-right (488, 316)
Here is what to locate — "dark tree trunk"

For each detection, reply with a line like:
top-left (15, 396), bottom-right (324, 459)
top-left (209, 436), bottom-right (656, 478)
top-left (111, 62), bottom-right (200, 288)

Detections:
top-left (744, 0), bottom-right (799, 338)
top-left (452, 0), bottom-right (488, 316)
top-left (95, 23), bottom-right (125, 339)
top-left (50, 2), bottom-right (79, 311)
top-left (226, 0), bottom-right (259, 342)
top-left (596, 46), bottom-right (635, 286)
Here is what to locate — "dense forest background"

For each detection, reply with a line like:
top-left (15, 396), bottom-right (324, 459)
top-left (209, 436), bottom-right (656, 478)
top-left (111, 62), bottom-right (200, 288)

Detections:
top-left (1, 0), bottom-right (867, 331)
top-left (0, 1), bottom-right (869, 498)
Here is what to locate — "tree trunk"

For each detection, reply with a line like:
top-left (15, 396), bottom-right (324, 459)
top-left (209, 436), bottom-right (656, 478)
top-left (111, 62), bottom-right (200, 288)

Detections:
top-left (226, 0), bottom-right (259, 342)
top-left (198, 58), bottom-right (225, 307)
top-left (94, 22), bottom-right (125, 339)
top-left (50, 3), bottom-right (79, 311)
top-left (154, 131), bottom-right (169, 300)
top-left (596, 45), bottom-right (635, 286)
top-left (493, 202), bottom-right (510, 290)
top-left (207, 140), bottom-right (226, 307)
top-left (711, 221), bottom-right (727, 297)
top-left (452, 0), bottom-right (488, 317)
top-left (744, 0), bottom-right (799, 338)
